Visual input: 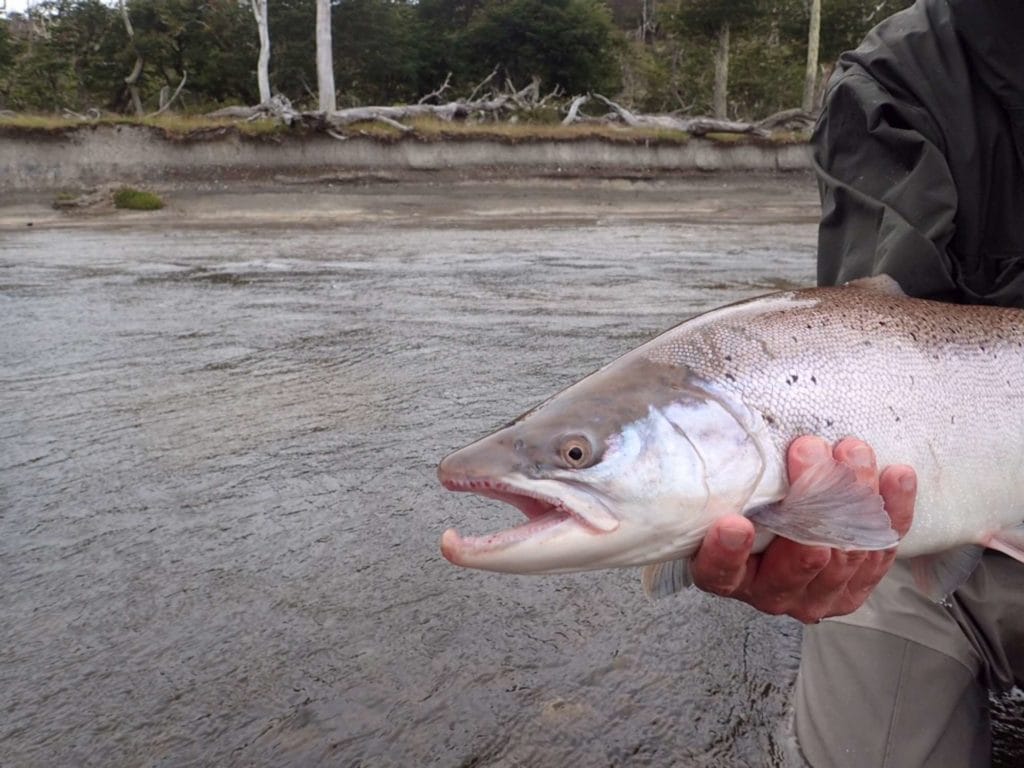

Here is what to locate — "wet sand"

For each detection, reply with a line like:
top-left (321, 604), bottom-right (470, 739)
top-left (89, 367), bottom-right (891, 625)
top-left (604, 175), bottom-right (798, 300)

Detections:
top-left (0, 172), bottom-right (820, 231)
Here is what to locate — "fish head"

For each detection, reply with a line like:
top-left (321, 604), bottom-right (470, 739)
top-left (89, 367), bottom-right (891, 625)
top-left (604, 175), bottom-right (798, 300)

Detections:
top-left (438, 358), bottom-right (768, 574)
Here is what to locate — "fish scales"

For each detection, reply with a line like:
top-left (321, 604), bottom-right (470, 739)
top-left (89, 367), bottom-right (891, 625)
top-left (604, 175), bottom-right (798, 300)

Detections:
top-left (640, 282), bottom-right (1024, 555)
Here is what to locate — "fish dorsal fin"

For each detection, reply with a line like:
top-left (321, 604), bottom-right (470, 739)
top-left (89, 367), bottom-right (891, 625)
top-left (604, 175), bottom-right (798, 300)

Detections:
top-left (746, 459), bottom-right (899, 550)
top-left (909, 545), bottom-right (986, 603)
top-left (845, 274), bottom-right (906, 296)
top-left (641, 558), bottom-right (692, 599)
top-left (986, 523), bottom-right (1024, 563)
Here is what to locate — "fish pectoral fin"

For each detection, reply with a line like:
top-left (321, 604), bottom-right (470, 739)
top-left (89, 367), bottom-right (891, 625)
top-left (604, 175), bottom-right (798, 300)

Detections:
top-left (986, 523), bottom-right (1024, 563)
top-left (641, 558), bottom-right (692, 599)
top-left (746, 459), bottom-right (899, 550)
top-left (909, 546), bottom-right (986, 603)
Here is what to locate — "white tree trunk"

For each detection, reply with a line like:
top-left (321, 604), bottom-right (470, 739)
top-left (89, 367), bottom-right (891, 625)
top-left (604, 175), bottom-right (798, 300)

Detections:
top-left (640, 0), bottom-right (656, 43)
top-left (802, 0), bottom-right (821, 112)
top-left (118, 0), bottom-right (144, 116)
top-left (250, 0), bottom-right (272, 104)
top-left (316, 0), bottom-right (336, 112)
top-left (712, 22), bottom-right (730, 119)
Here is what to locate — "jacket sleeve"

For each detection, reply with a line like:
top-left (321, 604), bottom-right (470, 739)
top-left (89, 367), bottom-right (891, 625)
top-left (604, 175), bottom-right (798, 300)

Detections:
top-left (813, 69), bottom-right (962, 300)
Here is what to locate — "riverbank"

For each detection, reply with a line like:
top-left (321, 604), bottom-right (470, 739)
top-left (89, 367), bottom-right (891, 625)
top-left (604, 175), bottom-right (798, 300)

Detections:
top-left (0, 123), bottom-right (811, 193)
top-left (0, 172), bottom-right (820, 232)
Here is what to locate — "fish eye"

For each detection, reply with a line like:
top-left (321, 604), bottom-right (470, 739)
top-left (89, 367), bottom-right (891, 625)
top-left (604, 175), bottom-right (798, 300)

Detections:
top-left (558, 435), bottom-right (593, 468)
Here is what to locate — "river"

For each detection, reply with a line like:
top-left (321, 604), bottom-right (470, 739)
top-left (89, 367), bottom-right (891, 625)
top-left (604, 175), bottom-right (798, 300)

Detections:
top-left (1, 177), bottom-right (1019, 766)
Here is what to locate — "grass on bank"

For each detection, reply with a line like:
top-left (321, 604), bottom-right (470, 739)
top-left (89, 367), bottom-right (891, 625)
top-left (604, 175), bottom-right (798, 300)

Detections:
top-left (0, 112), bottom-right (286, 137)
top-left (113, 186), bottom-right (164, 210)
top-left (0, 112), bottom-right (809, 144)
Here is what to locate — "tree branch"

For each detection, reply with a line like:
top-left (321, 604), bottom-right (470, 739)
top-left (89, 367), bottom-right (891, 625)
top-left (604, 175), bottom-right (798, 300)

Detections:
top-left (147, 71), bottom-right (188, 117)
top-left (561, 94), bottom-right (590, 125)
top-left (418, 72), bottom-right (453, 105)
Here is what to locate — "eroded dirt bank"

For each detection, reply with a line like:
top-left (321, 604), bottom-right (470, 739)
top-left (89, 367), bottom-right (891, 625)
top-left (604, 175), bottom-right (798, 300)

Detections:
top-left (0, 124), bottom-right (811, 192)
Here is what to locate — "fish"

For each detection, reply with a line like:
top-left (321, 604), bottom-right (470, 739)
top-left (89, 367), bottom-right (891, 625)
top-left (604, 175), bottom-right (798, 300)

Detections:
top-left (437, 275), bottom-right (1024, 600)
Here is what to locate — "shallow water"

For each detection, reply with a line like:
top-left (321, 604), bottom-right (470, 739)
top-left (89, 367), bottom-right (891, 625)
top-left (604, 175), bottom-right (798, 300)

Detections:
top-left (1, 197), bottom-right (1019, 766)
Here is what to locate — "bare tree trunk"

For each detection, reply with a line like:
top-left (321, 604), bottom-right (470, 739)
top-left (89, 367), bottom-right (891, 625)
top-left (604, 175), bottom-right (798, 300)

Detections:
top-left (125, 57), bottom-right (144, 116)
top-left (640, 0), bottom-right (656, 43)
top-left (250, 0), bottom-right (271, 104)
top-left (315, 0), bottom-right (336, 112)
top-left (712, 22), bottom-right (729, 119)
top-left (118, 0), bottom-right (144, 116)
top-left (802, 0), bottom-right (821, 112)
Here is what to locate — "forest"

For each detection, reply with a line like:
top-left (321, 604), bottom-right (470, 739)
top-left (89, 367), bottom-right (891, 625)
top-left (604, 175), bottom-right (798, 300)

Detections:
top-left (0, 0), bottom-right (911, 121)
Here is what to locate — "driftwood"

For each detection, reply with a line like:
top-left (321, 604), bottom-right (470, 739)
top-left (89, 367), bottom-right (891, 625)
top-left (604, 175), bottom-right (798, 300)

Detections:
top-left (208, 94), bottom-right (302, 124)
top-left (467, 66), bottom-right (500, 103)
top-left (321, 76), bottom-right (554, 129)
top-left (206, 75), bottom-right (556, 132)
top-left (61, 108), bottom-right (102, 120)
top-left (757, 107), bottom-right (816, 132)
top-left (567, 93), bottom-right (771, 137)
top-left (204, 73), bottom-right (800, 139)
top-left (418, 72), bottom-right (453, 105)
top-left (561, 94), bottom-right (590, 126)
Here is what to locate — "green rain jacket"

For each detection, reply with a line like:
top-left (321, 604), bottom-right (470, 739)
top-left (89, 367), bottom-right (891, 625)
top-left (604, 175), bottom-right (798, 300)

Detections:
top-left (814, 0), bottom-right (1024, 306)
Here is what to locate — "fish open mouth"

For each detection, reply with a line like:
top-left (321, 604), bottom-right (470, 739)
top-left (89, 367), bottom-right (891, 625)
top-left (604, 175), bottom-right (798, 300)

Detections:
top-left (439, 477), bottom-right (589, 562)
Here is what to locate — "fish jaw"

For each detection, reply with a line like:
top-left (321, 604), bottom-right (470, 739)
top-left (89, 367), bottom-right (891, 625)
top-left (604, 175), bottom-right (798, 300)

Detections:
top-left (437, 472), bottom-right (631, 574)
top-left (437, 465), bottom-right (722, 573)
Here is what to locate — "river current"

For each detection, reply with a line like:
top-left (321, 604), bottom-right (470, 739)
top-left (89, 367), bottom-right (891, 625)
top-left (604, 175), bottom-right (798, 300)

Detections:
top-left (1, 180), bottom-right (1019, 766)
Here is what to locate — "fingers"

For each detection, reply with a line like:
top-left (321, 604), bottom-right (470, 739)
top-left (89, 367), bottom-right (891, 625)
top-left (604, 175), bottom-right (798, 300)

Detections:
top-left (879, 464), bottom-right (917, 538)
top-left (692, 435), bottom-right (917, 624)
top-left (787, 435), bottom-right (831, 479)
top-left (748, 536), bottom-right (831, 616)
top-left (834, 437), bottom-right (880, 492)
top-left (837, 549), bottom-right (897, 613)
top-left (828, 464), bottom-right (916, 614)
top-left (690, 515), bottom-right (756, 596)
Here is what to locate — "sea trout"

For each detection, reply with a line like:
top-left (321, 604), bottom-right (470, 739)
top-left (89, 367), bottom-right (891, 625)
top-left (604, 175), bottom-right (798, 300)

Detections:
top-left (438, 276), bottom-right (1024, 599)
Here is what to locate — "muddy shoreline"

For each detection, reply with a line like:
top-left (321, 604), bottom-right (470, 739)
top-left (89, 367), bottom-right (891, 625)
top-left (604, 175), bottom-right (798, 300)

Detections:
top-left (0, 172), bottom-right (820, 232)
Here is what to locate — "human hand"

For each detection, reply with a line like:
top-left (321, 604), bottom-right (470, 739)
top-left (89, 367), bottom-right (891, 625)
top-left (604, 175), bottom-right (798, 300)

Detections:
top-left (690, 436), bottom-right (916, 624)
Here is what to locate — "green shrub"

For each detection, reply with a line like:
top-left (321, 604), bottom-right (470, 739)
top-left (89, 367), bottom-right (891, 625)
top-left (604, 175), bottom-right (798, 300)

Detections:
top-left (113, 187), bottom-right (164, 211)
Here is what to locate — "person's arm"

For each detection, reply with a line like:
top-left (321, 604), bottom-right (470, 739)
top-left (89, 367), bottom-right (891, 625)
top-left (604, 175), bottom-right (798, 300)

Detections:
top-left (814, 60), bottom-right (961, 299)
top-left (691, 436), bottom-right (916, 624)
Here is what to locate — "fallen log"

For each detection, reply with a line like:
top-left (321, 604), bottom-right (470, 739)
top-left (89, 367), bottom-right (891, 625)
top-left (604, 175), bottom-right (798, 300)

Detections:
top-left (588, 94), bottom-right (770, 137)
